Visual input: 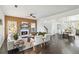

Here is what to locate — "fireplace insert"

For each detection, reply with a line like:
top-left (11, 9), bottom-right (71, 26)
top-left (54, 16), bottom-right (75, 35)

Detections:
top-left (21, 31), bottom-right (28, 35)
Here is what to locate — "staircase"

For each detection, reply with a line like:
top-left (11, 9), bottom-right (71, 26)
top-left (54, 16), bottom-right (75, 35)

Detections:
top-left (0, 39), bottom-right (7, 54)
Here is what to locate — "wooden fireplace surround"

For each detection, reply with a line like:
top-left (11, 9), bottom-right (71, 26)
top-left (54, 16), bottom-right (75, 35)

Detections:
top-left (5, 15), bottom-right (37, 39)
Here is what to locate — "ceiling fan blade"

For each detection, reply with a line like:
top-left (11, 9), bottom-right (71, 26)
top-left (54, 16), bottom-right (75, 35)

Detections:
top-left (30, 13), bottom-right (36, 18)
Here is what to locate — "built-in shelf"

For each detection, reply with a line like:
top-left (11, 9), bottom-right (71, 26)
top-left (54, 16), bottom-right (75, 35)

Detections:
top-left (5, 15), bottom-right (37, 39)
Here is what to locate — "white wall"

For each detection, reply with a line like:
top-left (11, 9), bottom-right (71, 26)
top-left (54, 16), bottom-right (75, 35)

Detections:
top-left (0, 8), bottom-right (4, 48)
top-left (37, 8), bottom-right (79, 35)
top-left (37, 19), bottom-right (52, 33)
top-left (37, 18), bottom-right (58, 34)
top-left (37, 15), bottom-right (68, 35)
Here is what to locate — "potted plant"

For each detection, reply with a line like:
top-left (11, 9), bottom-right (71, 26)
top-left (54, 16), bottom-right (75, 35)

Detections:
top-left (13, 33), bottom-right (18, 40)
top-left (38, 32), bottom-right (47, 37)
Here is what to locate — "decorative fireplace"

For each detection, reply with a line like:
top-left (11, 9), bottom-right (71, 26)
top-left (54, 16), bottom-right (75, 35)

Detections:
top-left (20, 22), bottom-right (29, 38)
top-left (20, 29), bottom-right (29, 38)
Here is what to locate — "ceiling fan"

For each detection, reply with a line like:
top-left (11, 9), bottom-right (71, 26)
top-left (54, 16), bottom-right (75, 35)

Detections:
top-left (14, 5), bottom-right (36, 18)
top-left (14, 5), bottom-right (18, 8)
top-left (29, 13), bottom-right (36, 18)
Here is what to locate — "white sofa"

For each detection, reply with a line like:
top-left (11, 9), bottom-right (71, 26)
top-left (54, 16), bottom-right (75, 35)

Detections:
top-left (23, 34), bottom-right (52, 50)
top-left (23, 35), bottom-right (43, 50)
top-left (7, 34), bottom-right (52, 51)
top-left (7, 40), bottom-right (14, 50)
top-left (34, 35), bottom-right (43, 45)
top-left (44, 34), bottom-right (51, 42)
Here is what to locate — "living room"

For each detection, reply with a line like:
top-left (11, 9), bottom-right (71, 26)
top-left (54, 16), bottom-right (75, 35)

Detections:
top-left (1, 5), bottom-right (79, 54)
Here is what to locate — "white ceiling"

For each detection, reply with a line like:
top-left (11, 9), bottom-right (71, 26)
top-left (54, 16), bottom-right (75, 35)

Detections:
top-left (0, 5), bottom-right (79, 18)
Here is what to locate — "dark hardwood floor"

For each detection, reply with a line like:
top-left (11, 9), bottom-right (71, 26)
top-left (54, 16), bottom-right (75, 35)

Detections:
top-left (1, 34), bottom-right (79, 54)
top-left (13, 34), bottom-right (61, 54)
top-left (18, 34), bottom-right (79, 54)
top-left (17, 34), bottom-right (66, 54)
